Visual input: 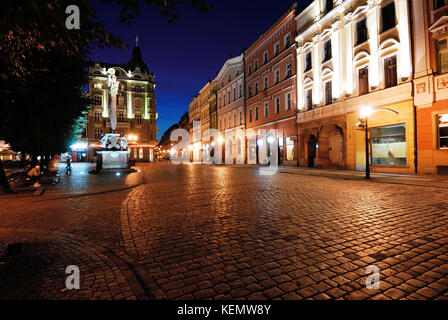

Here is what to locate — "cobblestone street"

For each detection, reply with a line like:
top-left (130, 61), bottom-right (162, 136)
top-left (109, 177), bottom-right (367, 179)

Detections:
top-left (1, 163), bottom-right (447, 300)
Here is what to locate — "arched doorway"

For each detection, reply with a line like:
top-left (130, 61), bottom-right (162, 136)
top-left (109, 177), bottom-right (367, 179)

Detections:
top-left (307, 135), bottom-right (317, 168)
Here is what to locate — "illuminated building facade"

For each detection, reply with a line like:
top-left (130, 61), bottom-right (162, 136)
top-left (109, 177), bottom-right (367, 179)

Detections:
top-left (79, 42), bottom-right (158, 163)
top-left (188, 81), bottom-right (217, 161)
top-left (296, 0), bottom-right (414, 174)
top-left (244, 3), bottom-right (299, 165)
top-left (216, 54), bottom-right (246, 164)
top-left (413, 0), bottom-right (448, 175)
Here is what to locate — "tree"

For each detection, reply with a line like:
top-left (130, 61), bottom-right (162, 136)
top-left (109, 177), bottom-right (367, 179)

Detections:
top-left (0, 0), bottom-right (212, 194)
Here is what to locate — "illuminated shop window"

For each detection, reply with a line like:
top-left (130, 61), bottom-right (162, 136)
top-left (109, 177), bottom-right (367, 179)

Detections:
top-left (286, 137), bottom-right (294, 161)
top-left (439, 114), bottom-right (448, 149)
top-left (371, 125), bottom-right (406, 166)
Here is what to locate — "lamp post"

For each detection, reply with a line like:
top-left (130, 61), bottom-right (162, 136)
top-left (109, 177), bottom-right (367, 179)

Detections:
top-left (360, 106), bottom-right (373, 179)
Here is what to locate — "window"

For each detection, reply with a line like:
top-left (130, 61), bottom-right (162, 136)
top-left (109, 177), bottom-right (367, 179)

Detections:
top-left (381, 2), bottom-right (396, 32)
top-left (135, 114), bottom-right (142, 124)
top-left (94, 112), bottom-right (102, 123)
top-left (228, 91), bottom-right (231, 103)
top-left (358, 66), bottom-right (369, 95)
top-left (324, 81), bottom-right (332, 105)
top-left (248, 86), bottom-right (253, 98)
top-left (94, 129), bottom-right (102, 139)
top-left (437, 39), bottom-right (448, 74)
top-left (239, 84), bottom-right (242, 98)
top-left (93, 95), bottom-right (102, 106)
top-left (263, 51), bottom-right (269, 64)
top-left (228, 74), bottom-right (231, 82)
top-left (264, 102), bottom-right (269, 117)
top-left (275, 70), bottom-right (280, 84)
top-left (249, 109), bottom-right (253, 122)
top-left (439, 114), bottom-right (448, 149)
top-left (134, 86), bottom-right (142, 93)
top-left (236, 70), bottom-right (240, 76)
top-left (323, 40), bottom-right (332, 62)
top-left (435, 0), bottom-right (448, 9)
top-left (118, 113), bottom-right (125, 122)
top-left (239, 111), bottom-right (242, 125)
top-left (325, 0), bottom-right (333, 14)
top-left (264, 77), bottom-right (268, 90)
top-left (371, 125), bottom-right (406, 166)
top-left (223, 95), bottom-right (226, 106)
top-left (286, 93), bottom-right (292, 111)
top-left (286, 64), bottom-right (292, 78)
top-left (274, 42), bottom-right (280, 56)
top-left (233, 113), bottom-right (236, 127)
top-left (284, 34), bottom-right (291, 48)
top-left (254, 60), bottom-right (259, 71)
top-left (248, 65), bottom-right (252, 75)
top-left (255, 83), bottom-right (259, 95)
top-left (305, 89), bottom-right (313, 110)
top-left (305, 52), bottom-right (312, 72)
top-left (275, 98), bottom-right (280, 114)
top-left (286, 137), bottom-right (295, 161)
top-left (255, 107), bottom-right (259, 121)
top-left (384, 56), bottom-right (397, 88)
top-left (356, 18), bottom-right (368, 45)
top-left (233, 88), bottom-right (236, 100)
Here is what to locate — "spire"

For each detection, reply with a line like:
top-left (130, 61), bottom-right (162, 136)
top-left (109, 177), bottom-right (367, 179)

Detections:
top-left (136, 33), bottom-right (139, 47)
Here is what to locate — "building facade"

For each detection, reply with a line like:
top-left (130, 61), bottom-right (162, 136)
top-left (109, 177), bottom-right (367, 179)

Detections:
top-left (81, 43), bottom-right (158, 163)
top-left (244, 3), bottom-right (299, 165)
top-left (296, 0), bottom-right (414, 174)
top-left (216, 54), bottom-right (246, 164)
top-left (413, 0), bottom-right (448, 175)
top-left (188, 81), bottom-right (217, 161)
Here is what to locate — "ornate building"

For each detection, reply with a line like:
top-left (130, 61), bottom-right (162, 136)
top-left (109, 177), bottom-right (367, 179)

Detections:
top-left (244, 3), bottom-right (299, 165)
top-left (77, 41), bottom-right (158, 163)
top-left (188, 80), bottom-right (217, 161)
top-left (296, 0), bottom-right (414, 174)
top-left (216, 54), bottom-right (246, 164)
top-left (413, 0), bottom-right (448, 175)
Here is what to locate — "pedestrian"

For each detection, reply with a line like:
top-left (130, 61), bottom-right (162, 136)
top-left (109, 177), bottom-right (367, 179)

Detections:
top-left (28, 165), bottom-right (41, 188)
top-left (66, 157), bottom-right (72, 174)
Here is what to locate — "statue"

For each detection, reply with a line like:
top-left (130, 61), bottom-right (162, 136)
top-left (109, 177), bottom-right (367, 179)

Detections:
top-left (107, 68), bottom-right (119, 132)
top-left (120, 135), bottom-right (128, 150)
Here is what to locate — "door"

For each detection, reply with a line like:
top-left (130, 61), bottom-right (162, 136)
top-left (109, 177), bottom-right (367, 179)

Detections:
top-left (308, 135), bottom-right (317, 167)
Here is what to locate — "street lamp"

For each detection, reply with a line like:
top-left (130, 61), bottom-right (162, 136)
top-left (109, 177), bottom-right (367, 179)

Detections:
top-left (359, 106), bottom-right (373, 179)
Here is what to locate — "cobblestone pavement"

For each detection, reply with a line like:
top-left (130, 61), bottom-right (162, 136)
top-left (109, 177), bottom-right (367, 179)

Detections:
top-left (1, 163), bottom-right (448, 300)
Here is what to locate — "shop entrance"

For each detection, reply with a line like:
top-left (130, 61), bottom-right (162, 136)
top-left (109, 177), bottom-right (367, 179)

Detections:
top-left (307, 135), bottom-right (317, 168)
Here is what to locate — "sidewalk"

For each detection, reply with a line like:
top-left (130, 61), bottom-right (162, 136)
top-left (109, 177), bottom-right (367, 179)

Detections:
top-left (274, 166), bottom-right (448, 188)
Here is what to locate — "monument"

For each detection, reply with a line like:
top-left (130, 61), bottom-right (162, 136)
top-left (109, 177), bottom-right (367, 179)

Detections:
top-left (97, 68), bottom-right (130, 170)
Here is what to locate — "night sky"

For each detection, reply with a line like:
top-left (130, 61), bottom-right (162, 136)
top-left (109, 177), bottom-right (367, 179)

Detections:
top-left (91, 0), bottom-right (313, 140)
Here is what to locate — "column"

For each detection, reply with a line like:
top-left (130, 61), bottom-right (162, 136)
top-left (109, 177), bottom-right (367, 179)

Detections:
top-left (127, 91), bottom-right (134, 119)
top-left (396, 0), bottom-right (412, 80)
top-left (296, 45), bottom-right (304, 110)
top-left (102, 89), bottom-right (109, 118)
top-left (367, 1), bottom-right (380, 89)
top-left (344, 13), bottom-right (354, 95)
top-left (331, 20), bottom-right (342, 99)
top-left (312, 34), bottom-right (321, 106)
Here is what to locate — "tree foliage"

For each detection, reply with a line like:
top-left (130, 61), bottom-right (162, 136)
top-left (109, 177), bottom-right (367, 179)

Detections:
top-left (0, 0), bottom-right (211, 193)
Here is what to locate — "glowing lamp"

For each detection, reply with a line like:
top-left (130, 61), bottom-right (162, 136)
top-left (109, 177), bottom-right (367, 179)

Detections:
top-left (360, 106), bottom-right (373, 119)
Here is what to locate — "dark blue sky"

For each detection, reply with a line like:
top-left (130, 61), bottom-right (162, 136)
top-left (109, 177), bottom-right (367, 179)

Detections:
top-left (91, 0), bottom-right (312, 139)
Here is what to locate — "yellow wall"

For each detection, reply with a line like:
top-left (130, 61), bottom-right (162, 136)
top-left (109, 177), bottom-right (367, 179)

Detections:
top-left (346, 100), bottom-right (415, 174)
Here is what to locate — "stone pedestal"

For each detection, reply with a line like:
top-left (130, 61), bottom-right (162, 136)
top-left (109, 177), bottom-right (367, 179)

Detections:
top-left (98, 151), bottom-right (130, 169)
